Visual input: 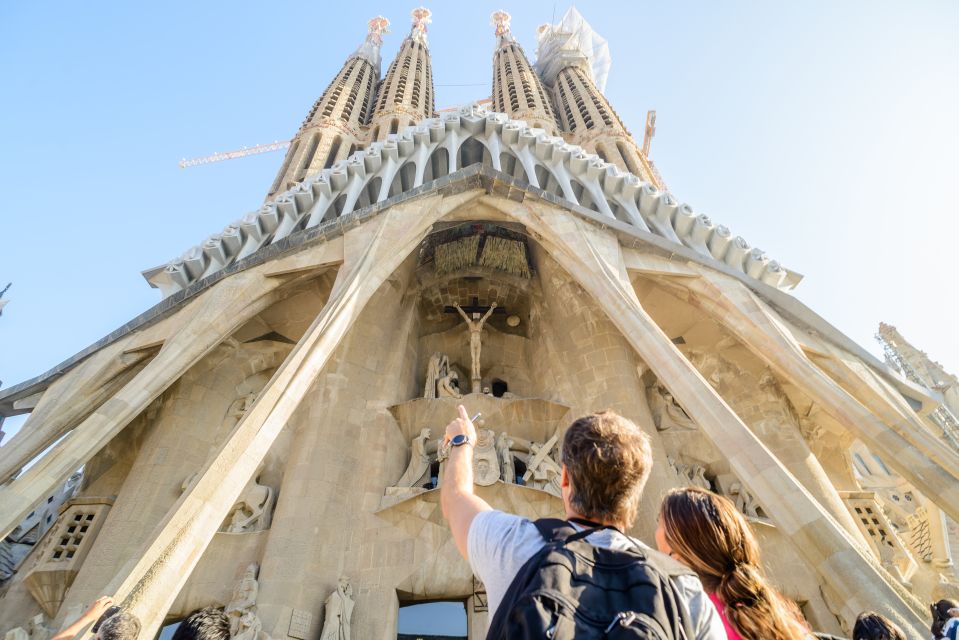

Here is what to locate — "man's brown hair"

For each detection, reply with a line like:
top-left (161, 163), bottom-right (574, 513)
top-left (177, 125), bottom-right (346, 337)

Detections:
top-left (561, 410), bottom-right (652, 527)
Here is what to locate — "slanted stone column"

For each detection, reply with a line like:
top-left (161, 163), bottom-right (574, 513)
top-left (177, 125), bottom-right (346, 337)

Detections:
top-left (0, 269), bottom-right (287, 538)
top-left (688, 353), bottom-right (867, 545)
top-left (669, 269), bottom-right (959, 525)
top-left (493, 197), bottom-right (927, 635)
top-left (100, 192), bottom-right (479, 639)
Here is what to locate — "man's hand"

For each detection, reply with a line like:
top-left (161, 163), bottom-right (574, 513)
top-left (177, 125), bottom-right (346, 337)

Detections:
top-left (443, 405), bottom-right (477, 448)
top-left (85, 597), bottom-right (115, 622)
top-left (440, 404), bottom-right (491, 561)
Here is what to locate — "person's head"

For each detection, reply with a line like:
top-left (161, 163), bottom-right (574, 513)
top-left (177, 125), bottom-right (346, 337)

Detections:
top-left (560, 411), bottom-right (652, 529)
top-left (657, 487), bottom-right (807, 640)
top-left (930, 599), bottom-right (959, 637)
top-left (853, 611), bottom-right (907, 640)
top-left (96, 612), bottom-right (141, 640)
top-left (171, 607), bottom-right (230, 640)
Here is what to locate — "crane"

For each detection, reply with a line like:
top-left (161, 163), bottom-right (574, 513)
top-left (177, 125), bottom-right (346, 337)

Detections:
top-left (178, 140), bottom-right (291, 169)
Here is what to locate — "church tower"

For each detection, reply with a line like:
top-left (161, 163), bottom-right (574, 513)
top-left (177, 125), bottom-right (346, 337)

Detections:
top-left (369, 7), bottom-right (435, 142)
top-left (266, 16), bottom-right (389, 199)
top-left (535, 9), bottom-right (661, 186)
top-left (490, 11), bottom-right (558, 134)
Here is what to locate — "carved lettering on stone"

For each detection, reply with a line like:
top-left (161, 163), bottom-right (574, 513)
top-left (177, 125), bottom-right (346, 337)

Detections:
top-left (288, 610), bottom-right (312, 640)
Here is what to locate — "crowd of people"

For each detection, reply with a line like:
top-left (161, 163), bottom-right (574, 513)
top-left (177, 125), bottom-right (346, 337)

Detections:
top-left (45, 406), bottom-right (959, 639)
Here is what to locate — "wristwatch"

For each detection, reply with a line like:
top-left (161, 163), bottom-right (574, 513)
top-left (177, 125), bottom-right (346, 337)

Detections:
top-left (449, 434), bottom-right (473, 448)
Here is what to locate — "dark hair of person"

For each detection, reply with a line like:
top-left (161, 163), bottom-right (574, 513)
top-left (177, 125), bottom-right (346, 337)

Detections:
top-left (561, 411), bottom-right (652, 527)
top-left (171, 607), bottom-right (231, 640)
top-left (98, 612), bottom-right (141, 640)
top-left (930, 598), bottom-right (959, 638)
top-left (659, 487), bottom-right (808, 640)
top-left (853, 611), bottom-right (907, 640)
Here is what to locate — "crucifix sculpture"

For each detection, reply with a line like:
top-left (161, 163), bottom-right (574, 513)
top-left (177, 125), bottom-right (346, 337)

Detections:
top-left (445, 297), bottom-right (505, 393)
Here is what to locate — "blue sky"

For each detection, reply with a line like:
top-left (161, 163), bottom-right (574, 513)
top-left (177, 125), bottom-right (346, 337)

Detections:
top-left (1, 0), bottom-right (957, 442)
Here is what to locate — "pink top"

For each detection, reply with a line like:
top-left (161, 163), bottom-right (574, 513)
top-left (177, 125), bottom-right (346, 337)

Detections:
top-left (708, 592), bottom-right (744, 640)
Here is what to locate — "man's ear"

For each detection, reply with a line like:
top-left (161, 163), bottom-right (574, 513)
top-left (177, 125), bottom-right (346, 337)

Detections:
top-left (561, 465), bottom-right (570, 488)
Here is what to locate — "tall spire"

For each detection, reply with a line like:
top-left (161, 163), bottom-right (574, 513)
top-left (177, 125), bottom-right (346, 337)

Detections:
top-left (369, 7), bottom-right (435, 142)
top-left (490, 10), bottom-right (558, 134)
top-left (266, 17), bottom-right (389, 199)
top-left (535, 8), bottom-right (658, 184)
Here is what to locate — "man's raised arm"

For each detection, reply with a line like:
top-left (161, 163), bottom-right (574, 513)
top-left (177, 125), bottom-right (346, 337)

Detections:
top-left (440, 404), bottom-right (493, 559)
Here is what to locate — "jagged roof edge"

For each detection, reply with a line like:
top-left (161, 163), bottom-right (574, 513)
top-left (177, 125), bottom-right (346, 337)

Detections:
top-left (0, 166), bottom-right (929, 416)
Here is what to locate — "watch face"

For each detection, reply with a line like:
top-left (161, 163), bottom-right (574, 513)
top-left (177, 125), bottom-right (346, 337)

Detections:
top-left (451, 434), bottom-right (468, 446)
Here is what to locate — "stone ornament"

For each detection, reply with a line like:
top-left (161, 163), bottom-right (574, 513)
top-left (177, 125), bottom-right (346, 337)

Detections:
top-left (223, 474), bottom-right (275, 534)
top-left (424, 353), bottom-right (461, 399)
top-left (648, 384), bottom-right (696, 431)
top-left (523, 435), bottom-right (562, 497)
top-left (453, 302), bottom-right (498, 393)
top-left (473, 429), bottom-right (500, 486)
top-left (395, 428), bottom-right (432, 488)
top-left (225, 563), bottom-right (268, 640)
top-left (320, 576), bottom-right (354, 640)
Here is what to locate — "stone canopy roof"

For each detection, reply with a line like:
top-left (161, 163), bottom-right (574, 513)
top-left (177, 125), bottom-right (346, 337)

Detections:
top-left (143, 103), bottom-right (802, 298)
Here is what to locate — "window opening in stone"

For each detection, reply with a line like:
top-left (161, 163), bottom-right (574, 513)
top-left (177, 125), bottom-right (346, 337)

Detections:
top-left (491, 379), bottom-right (507, 398)
top-left (323, 136), bottom-right (342, 170)
top-left (389, 118), bottom-right (399, 135)
top-left (397, 600), bottom-right (467, 639)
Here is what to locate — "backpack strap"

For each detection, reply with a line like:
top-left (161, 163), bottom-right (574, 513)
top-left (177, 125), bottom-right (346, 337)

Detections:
top-left (533, 517), bottom-right (621, 547)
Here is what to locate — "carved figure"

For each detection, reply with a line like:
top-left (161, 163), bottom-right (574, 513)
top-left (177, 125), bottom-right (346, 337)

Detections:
top-left (437, 369), bottom-right (462, 398)
top-left (454, 302), bottom-right (497, 392)
top-left (320, 576), bottom-right (354, 640)
top-left (224, 475), bottom-right (274, 533)
top-left (395, 428), bottom-right (432, 487)
top-left (524, 436), bottom-right (562, 497)
top-left (670, 459), bottom-right (711, 491)
top-left (423, 353), bottom-right (448, 399)
top-left (648, 384), bottom-right (696, 431)
top-left (27, 615), bottom-right (50, 640)
top-left (473, 429), bottom-right (500, 486)
top-left (496, 432), bottom-right (515, 483)
top-left (226, 564), bottom-right (265, 640)
top-left (716, 474), bottom-right (765, 520)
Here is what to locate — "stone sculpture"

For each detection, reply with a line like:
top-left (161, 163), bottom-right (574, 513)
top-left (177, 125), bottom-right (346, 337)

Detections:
top-left (225, 563), bottom-right (266, 640)
top-left (320, 576), bottom-right (354, 640)
top-left (716, 474), bottom-right (766, 520)
top-left (454, 302), bottom-right (497, 393)
top-left (670, 459), bottom-right (711, 491)
top-left (472, 429), bottom-right (500, 486)
top-left (224, 475), bottom-right (274, 534)
top-left (395, 428), bottom-right (432, 488)
top-left (648, 384), bottom-right (697, 431)
top-left (496, 432), bottom-right (515, 483)
top-left (437, 369), bottom-right (462, 399)
top-left (524, 436), bottom-right (562, 497)
top-left (423, 353), bottom-right (448, 399)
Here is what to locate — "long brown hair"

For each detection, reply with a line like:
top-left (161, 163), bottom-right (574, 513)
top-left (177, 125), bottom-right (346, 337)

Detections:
top-left (659, 487), bottom-right (808, 640)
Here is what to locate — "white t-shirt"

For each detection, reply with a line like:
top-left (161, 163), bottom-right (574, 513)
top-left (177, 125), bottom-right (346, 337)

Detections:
top-left (467, 510), bottom-right (726, 639)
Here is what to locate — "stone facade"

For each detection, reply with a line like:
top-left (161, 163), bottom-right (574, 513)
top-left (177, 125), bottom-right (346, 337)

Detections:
top-left (1, 8), bottom-right (957, 640)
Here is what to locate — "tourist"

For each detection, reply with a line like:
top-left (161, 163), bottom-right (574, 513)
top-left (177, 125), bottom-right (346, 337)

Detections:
top-left (171, 607), bottom-right (231, 640)
top-left (852, 611), bottom-right (906, 640)
top-left (51, 597), bottom-right (140, 640)
top-left (439, 405), bottom-right (725, 638)
top-left (656, 487), bottom-right (811, 640)
top-left (931, 599), bottom-right (959, 639)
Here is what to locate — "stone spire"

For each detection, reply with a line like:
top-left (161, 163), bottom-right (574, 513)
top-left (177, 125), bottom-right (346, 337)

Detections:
top-left (369, 7), bottom-right (435, 142)
top-left (266, 17), bottom-right (389, 199)
top-left (535, 8), bottom-right (656, 183)
top-left (490, 11), bottom-right (558, 134)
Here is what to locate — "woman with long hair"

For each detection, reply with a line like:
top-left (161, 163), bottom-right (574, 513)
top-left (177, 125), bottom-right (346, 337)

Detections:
top-left (656, 486), bottom-right (810, 640)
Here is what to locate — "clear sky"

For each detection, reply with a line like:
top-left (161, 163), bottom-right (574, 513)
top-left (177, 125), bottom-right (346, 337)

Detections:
top-left (1, 3), bottom-right (957, 436)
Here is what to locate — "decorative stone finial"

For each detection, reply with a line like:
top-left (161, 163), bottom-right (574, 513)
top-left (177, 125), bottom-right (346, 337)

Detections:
top-left (367, 16), bottom-right (390, 46)
top-left (410, 7), bottom-right (432, 45)
top-left (491, 10), bottom-right (512, 38)
top-left (353, 16), bottom-right (390, 71)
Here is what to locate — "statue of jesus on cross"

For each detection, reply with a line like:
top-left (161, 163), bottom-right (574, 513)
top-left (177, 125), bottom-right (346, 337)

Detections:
top-left (454, 301), bottom-right (498, 393)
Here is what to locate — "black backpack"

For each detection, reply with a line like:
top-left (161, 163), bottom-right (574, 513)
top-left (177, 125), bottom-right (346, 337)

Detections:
top-left (486, 518), bottom-right (697, 640)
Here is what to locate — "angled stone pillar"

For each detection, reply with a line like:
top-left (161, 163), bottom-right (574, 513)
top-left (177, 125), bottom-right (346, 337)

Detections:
top-left (669, 269), bottom-right (959, 524)
top-left (494, 197), bottom-right (927, 635)
top-left (0, 270), bottom-right (287, 538)
top-left (101, 191), bottom-right (481, 639)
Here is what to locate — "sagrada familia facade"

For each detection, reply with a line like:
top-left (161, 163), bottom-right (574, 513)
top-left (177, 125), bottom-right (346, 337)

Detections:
top-left (2, 8), bottom-right (958, 639)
